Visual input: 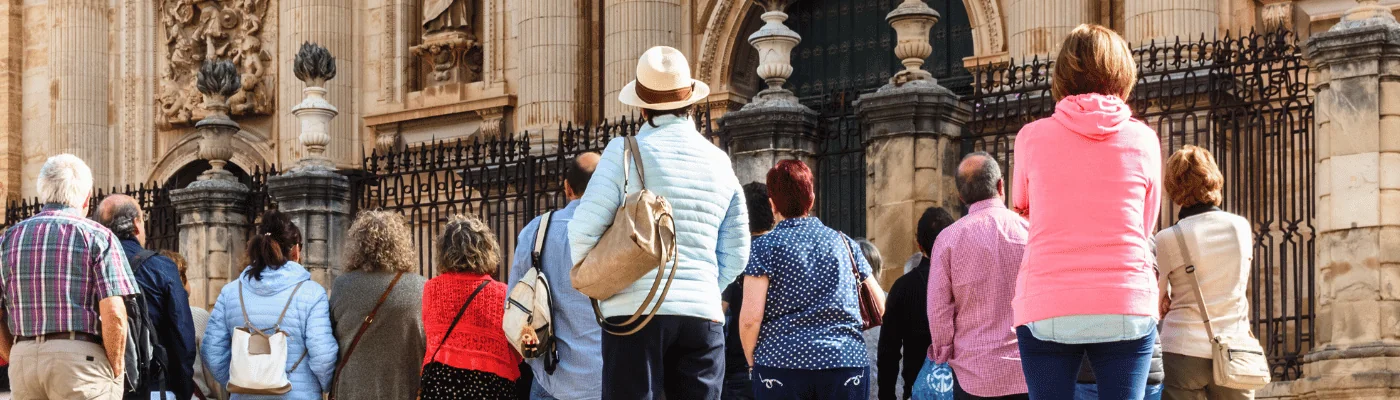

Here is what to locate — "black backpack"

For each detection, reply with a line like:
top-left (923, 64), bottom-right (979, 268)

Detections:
top-left (123, 250), bottom-right (170, 397)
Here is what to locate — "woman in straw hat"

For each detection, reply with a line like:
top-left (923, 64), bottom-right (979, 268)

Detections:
top-left (568, 45), bottom-right (750, 399)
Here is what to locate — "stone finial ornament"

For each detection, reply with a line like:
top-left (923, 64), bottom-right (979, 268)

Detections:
top-left (1335, 0), bottom-right (1398, 30)
top-left (745, 0), bottom-right (802, 108)
top-left (294, 42), bottom-right (337, 87)
top-left (291, 42), bottom-right (340, 172)
top-left (886, 0), bottom-right (940, 86)
top-left (197, 60), bottom-right (242, 111)
top-left (193, 59), bottom-right (242, 184)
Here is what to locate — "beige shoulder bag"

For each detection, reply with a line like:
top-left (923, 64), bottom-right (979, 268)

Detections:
top-left (570, 135), bottom-right (679, 336)
top-left (1171, 226), bottom-right (1271, 390)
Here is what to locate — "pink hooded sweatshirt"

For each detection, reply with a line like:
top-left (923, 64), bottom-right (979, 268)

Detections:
top-left (1010, 93), bottom-right (1162, 327)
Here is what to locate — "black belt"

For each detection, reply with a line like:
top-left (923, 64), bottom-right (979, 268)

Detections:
top-left (16, 331), bottom-right (102, 345)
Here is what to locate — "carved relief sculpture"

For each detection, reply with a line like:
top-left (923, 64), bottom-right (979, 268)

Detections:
top-left (412, 0), bottom-right (483, 85)
top-left (158, 0), bottom-right (275, 126)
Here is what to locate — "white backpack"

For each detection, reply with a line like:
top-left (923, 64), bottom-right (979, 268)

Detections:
top-left (228, 281), bottom-right (309, 395)
top-left (503, 211), bottom-right (559, 373)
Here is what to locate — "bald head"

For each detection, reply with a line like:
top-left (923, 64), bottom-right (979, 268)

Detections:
top-left (565, 152), bottom-right (601, 200)
top-left (957, 152), bottom-right (1003, 204)
top-left (97, 194), bottom-right (145, 245)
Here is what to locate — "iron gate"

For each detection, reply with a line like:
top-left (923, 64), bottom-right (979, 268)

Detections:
top-left (963, 30), bottom-right (1315, 380)
top-left (352, 109), bottom-right (716, 279)
top-left (2, 184), bottom-right (181, 253)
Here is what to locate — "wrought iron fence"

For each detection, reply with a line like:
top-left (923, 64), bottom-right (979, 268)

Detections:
top-left (1, 184), bottom-right (180, 253)
top-left (353, 108), bottom-right (715, 278)
top-left (962, 30), bottom-right (1314, 380)
top-left (804, 89), bottom-right (870, 238)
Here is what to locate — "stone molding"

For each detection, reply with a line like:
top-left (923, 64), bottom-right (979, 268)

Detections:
top-left (719, 102), bottom-right (820, 185)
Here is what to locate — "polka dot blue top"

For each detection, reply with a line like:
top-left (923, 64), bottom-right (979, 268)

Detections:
top-left (744, 216), bottom-right (873, 370)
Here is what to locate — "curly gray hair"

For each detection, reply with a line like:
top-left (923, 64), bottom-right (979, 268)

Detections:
top-left (435, 214), bottom-right (500, 275)
top-left (344, 211), bottom-right (416, 273)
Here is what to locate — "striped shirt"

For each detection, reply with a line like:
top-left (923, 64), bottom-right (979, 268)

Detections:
top-left (0, 205), bottom-right (140, 337)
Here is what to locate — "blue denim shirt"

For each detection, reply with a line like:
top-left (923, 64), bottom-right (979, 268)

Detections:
top-left (744, 217), bottom-right (872, 370)
top-left (121, 239), bottom-right (197, 399)
top-left (508, 201), bottom-right (603, 400)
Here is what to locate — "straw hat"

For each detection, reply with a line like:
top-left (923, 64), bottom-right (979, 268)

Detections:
top-left (619, 46), bottom-right (711, 110)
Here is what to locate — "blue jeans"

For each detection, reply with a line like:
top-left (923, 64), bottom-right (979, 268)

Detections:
top-left (1074, 383), bottom-right (1163, 400)
top-left (530, 380), bottom-right (559, 400)
top-left (751, 365), bottom-right (870, 400)
top-left (1016, 326), bottom-right (1156, 400)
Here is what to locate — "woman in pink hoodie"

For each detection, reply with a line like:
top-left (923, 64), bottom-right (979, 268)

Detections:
top-left (1009, 24), bottom-right (1163, 400)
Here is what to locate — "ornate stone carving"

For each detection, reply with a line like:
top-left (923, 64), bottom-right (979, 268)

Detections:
top-left (413, 0), bottom-right (482, 86)
top-left (158, 0), bottom-right (274, 126)
top-left (412, 31), bottom-right (483, 85)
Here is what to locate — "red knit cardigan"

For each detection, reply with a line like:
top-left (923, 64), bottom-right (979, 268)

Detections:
top-left (422, 272), bottom-right (521, 380)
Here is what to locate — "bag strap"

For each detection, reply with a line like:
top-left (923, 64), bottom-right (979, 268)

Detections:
top-left (271, 281), bottom-right (307, 332)
top-left (428, 280), bottom-right (491, 363)
top-left (1171, 226), bottom-right (1217, 340)
top-left (840, 234), bottom-right (861, 281)
top-left (533, 211), bottom-right (554, 270)
top-left (330, 272), bottom-right (405, 398)
top-left (237, 278), bottom-right (307, 335)
top-left (591, 213), bottom-right (680, 336)
top-left (128, 249), bottom-right (158, 272)
top-left (621, 136), bottom-right (648, 192)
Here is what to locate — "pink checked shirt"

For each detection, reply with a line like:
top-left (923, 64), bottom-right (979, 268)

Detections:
top-left (927, 199), bottom-right (1029, 397)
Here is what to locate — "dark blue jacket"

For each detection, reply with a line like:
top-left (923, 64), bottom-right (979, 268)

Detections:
top-left (121, 239), bottom-right (197, 400)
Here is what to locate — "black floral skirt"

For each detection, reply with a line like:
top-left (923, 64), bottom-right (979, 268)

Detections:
top-left (419, 362), bottom-right (515, 400)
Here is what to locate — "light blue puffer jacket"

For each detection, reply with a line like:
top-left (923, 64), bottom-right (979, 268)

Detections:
top-left (201, 262), bottom-right (339, 400)
top-left (569, 114), bottom-right (751, 322)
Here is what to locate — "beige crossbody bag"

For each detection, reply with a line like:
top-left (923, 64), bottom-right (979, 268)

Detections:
top-left (571, 135), bottom-right (679, 336)
top-left (1171, 226), bottom-right (1271, 390)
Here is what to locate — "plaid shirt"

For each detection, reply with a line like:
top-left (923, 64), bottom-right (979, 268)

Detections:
top-left (0, 205), bottom-right (140, 337)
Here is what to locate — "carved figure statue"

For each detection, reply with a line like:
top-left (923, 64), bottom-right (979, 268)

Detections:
top-left (156, 0), bottom-right (273, 125)
top-left (423, 0), bottom-right (474, 35)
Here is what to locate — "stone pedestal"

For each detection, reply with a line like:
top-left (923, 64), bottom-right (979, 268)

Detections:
top-left (1295, 5), bottom-right (1400, 400)
top-left (267, 170), bottom-right (352, 288)
top-left (172, 181), bottom-right (251, 310)
top-left (719, 100), bottom-right (819, 186)
top-left (856, 80), bottom-right (968, 286)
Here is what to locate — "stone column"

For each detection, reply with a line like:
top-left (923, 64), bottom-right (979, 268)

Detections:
top-left (719, 1), bottom-right (819, 185)
top-left (0, 0), bottom-right (20, 201)
top-left (857, 1), bottom-right (968, 285)
top-left (1296, 2), bottom-right (1400, 399)
top-left (51, 0), bottom-right (110, 188)
top-left (517, 0), bottom-right (590, 132)
top-left (172, 183), bottom-right (249, 310)
top-left (280, 0), bottom-right (355, 168)
top-left (1005, 0), bottom-right (1094, 60)
top-left (602, 0), bottom-right (682, 119)
top-left (1124, 0), bottom-right (1219, 45)
top-left (269, 43), bottom-right (353, 288)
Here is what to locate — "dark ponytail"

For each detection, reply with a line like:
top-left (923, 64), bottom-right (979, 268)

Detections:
top-left (246, 210), bottom-right (303, 281)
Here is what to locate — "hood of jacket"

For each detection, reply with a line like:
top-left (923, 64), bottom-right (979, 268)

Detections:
top-left (239, 261), bottom-right (312, 296)
top-left (1051, 93), bottom-right (1135, 141)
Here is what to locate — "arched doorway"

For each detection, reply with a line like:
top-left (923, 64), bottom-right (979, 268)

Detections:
top-left (163, 160), bottom-right (254, 190)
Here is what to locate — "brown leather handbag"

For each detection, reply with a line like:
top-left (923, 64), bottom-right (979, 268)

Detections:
top-left (570, 136), bottom-right (679, 336)
top-left (841, 235), bottom-right (885, 330)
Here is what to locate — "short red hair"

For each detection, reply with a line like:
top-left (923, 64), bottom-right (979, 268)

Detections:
top-left (767, 160), bottom-right (815, 219)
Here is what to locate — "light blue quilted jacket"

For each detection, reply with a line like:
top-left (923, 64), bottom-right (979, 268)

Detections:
top-left (200, 262), bottom-right (339, 400)
top-left (569, 114), bottom-right (751, 322)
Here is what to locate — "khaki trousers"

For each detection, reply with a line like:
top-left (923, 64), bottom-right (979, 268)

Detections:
top-left (1162, 352), bottom-right (1253, 400)
top-left (8, 338), bottom-right (123, 400)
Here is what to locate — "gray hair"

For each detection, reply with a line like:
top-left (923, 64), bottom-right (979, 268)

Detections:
top-left (435, 214), bottom-right (501, 275)
top-left (957, 152), bottom-right (1002, 204)
top-left (97, 198), bottom-right (142, 241)
top-left (37, 154), bottom-right (94, 209)
top-left (854, 237), bottom-right (882, 280)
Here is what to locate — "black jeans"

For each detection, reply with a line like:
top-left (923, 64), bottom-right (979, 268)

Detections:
top-left (602, 315), bottom-right (725, 400)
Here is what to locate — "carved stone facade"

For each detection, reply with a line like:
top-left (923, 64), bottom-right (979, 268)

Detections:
top-left (157, 0), bottom-right (276, 126)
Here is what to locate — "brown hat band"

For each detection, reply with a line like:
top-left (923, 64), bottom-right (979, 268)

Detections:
top-left (635, 82), bottom-right (695, 104)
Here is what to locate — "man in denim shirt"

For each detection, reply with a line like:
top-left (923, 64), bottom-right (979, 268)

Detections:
top-left (96, 194), bottom-right (197, 399)
top-left (509, 153), bottom-right (603, 400)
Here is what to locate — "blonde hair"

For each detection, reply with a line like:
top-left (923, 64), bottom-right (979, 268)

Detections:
top-left (1165, 145), bottom-right (1224, 208)
top-left (1052, 24), bottom-right (1137, 101)
top-left (435, 214), bottom-right (500, 275)
top-left (344, 211), bottom-right (416, 273)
